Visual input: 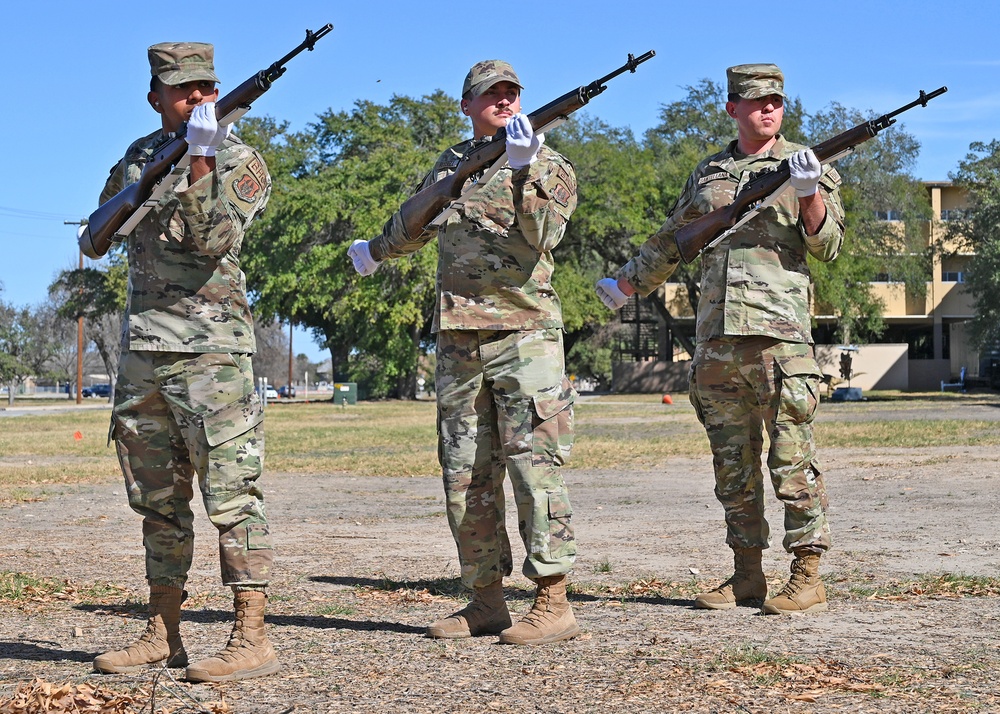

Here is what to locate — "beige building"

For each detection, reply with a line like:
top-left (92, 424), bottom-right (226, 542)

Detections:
top-left (613, 182), bottom-right (983, 393)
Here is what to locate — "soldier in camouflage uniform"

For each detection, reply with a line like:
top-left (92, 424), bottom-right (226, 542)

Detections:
top-left (349, 60), bottom-right (580, 645)
top-left (597, 64), bottom-right (845, 615)
top-left (92, 42), bottom-right (280, 681)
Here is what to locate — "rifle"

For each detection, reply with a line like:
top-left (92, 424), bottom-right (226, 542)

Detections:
top-left (673, 86), bottom-right (948, 264)
top-left (394, 51), bottom-right (656, 241)
top-left (79, 24), bottom-right (334, 259)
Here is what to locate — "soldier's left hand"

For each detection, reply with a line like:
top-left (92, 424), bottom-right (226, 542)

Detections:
top-left (185, 102), bottom-right (231, 157)
top-left (789, 149), bottom-right (822, 197)
top-left (505, 114), bottom-right (544, 169)
top-left (596, 278), bottom-right (629, 310)
top-left (348, 239), bottom-right (381, 277)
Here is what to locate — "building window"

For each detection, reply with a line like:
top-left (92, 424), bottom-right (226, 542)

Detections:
top-left (904, 326), bottom-right (935, 360)
top-left (941, 271), bottom-right (964, 283)
top-left (858, 324), bottom-right (935, 360)
top-left (940, 209), bottom-right (968, 221)
top-left (875, 210), bottom-right (903, 221)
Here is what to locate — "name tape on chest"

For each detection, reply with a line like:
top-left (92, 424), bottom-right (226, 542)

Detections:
top-left (698, 171), bottom-right (731, 186)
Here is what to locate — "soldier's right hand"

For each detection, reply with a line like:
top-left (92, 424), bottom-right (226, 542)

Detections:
top-left (185, 102), bottom-right (231, 157)
top-left (596, 278), bottom-right (629, 310)
top-left (789, 148), bottom-right (822, 197)
top-left (348, 239), bottom-right (381, 277)
top-left (505, 114), bottom-right (543, 169)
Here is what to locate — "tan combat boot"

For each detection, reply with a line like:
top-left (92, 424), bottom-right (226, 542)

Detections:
top-left (427, 579), bottom-right (511, 639)
top-left (762, 550), bottom-right (828, 615)
top-left (498, 575), bottom-right (580, 645)
top-left (93, 585), bottom-right (187, 673)
top-left (693, 547), bottom-right (767, 610)
top-left (185, 590), bottom-right (280, 682)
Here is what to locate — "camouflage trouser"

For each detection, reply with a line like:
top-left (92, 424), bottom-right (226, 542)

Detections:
top-left (689, 337), bottom-right (830, 553)
top-left (112, 350), bottom-right (273, 589)
top-left (436, 328), bottom-right (576, 589)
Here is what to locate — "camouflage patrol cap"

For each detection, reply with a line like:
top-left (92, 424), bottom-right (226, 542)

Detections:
top-left (462, 60), bottom-right (523, 99)
top-left (726, 63), bottom-right (786, 100)
top-left (148, 42), bottom-right (220, 86)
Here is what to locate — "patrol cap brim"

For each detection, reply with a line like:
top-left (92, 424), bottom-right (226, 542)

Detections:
top-left (158, 67), bottom-right (221, 85)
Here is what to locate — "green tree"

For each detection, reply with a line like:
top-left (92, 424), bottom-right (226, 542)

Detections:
top-left (50, 255), bottom-right (128, 392)
top-left (0, 299), bottom-right (62, 405)
top-left (239, 92), bottom-right (466, 398)
top-left (949, 139), bottom-right (1000, 350)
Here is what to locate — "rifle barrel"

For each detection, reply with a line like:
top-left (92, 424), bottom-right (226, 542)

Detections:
top-left (586, 50), bottom-right (656, 99)
top-left (265, 24), bottom-right (334, 82)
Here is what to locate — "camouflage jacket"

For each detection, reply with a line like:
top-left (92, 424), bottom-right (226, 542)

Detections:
top-left (368, 137), bottom-right (577, 332)
top-left (616, 135), bottom-right (845, 345)
top-left (101, 129), bottom-right (271, 353)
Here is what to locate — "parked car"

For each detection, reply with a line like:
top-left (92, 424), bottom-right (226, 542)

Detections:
top-left (278, 385), bottom-right (296, 398)
top-left (82, 383), bottom-right (112, 398)
top-left (263, 386), bottom-right (279, 400)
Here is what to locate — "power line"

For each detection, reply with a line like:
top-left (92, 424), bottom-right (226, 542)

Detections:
top-left (0, 205), bottom-right (75, 221)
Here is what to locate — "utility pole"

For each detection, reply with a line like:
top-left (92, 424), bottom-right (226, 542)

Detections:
top-left (65, 220), bottom-right (88, 405)
top-left (287, 321), bottom-right (294, 393)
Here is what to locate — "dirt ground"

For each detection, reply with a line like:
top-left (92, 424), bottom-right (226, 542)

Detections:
top-left (1, 398), bottom-right (999, 713)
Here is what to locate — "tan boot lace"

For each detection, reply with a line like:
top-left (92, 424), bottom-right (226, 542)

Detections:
top-left (518, 586), bottom-right (554, 626)
top-left (776, 560), bottom-right (810, 598)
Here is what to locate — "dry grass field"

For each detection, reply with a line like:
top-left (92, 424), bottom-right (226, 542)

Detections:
top-left (1, 391), bottom-right (998, 712)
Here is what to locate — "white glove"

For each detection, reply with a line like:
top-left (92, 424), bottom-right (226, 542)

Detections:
top-left (789, 148), bottom-right (822, 198)
top-left (348, 239), bottom-right (381, 277)
top-left (505, 113), bottom-right (543, 169)
top-left (185, 102), bottom-right (231, 157)
top-left (596, 278), bottom-right (628, 310)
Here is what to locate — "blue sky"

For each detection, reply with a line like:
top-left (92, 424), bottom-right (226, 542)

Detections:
top-left (1, 0), bottom-right (996, 361)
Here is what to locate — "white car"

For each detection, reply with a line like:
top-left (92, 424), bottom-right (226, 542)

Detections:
top-left (263, 386), bottom-right (279, 399)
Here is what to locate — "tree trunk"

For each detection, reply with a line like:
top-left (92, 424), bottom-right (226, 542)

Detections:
top-left (396, 322), bottom-right (421, 399)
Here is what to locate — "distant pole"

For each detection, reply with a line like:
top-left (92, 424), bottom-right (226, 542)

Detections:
top-left (288, 321), bottom-right (294, 392)
top-left (76, 250), bottom-right (83, 404)
top-left (66, 220), bottom-right (88, 405)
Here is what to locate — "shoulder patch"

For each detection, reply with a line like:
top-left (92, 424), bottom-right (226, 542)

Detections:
top-left (552, 182), bottom-right (572, 207)
top-left (233, 173), bottom-right (263, 204)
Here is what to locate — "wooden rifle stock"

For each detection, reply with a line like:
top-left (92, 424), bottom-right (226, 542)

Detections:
top-left (79, 23), bottom-right (333, 259)
top-left (395, 50), bottom-right (656, 242)
top-left (673, 86), bottom-right (947, 264)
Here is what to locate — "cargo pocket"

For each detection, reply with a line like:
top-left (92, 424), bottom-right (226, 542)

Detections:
top-left (546, 488), bottom-right (575, 558)
top-left (246, 523), bottom-right (271, 550)
top-left (547, 488), bottom-right (573, 521)
top-left (776, 356), bottom-right (822, 425)
top-left (688, 363), bottom-right (706, 426)
top-left (531, 377), bottom-right (576, 467)
top-left (201, 391), bottom-right (265, 448)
